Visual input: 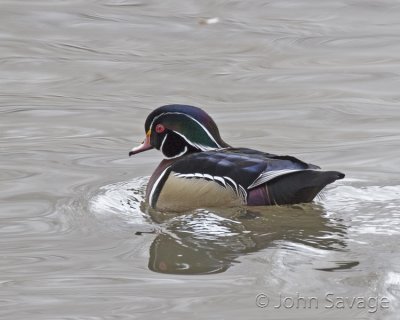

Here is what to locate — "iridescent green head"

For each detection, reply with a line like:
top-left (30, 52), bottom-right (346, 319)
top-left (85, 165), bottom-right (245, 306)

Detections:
top-left (129, 104), bottom-right (230, 159)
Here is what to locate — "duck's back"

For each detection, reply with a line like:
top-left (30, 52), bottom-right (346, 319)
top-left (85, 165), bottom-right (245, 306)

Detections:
top-left (147, 148), bottom-right (344, 211)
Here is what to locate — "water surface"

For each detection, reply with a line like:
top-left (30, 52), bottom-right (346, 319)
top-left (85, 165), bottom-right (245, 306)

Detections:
top-left (1, 0), bottom-right (400, 319)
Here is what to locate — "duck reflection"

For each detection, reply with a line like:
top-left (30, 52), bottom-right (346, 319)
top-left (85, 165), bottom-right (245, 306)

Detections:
top-left (145, 204), bottom-right (347, 275)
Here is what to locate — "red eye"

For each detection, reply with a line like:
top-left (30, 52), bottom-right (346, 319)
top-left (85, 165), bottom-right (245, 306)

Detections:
top-left (155, 124), bottom-right (165, 133)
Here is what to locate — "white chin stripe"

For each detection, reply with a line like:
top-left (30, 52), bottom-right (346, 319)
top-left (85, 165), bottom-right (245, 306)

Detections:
top-left (163, 146), bottom-right (188, 160)
top-left (160, 133), bottom-right (188, 159)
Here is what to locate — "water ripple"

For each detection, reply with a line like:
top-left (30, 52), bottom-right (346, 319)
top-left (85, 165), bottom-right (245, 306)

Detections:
top-left (1, 0), bottom-right (400, 317)
top-left (89, 176), bottom-right (150, 226)
top-left (318, 185), bottom-right (400, 236)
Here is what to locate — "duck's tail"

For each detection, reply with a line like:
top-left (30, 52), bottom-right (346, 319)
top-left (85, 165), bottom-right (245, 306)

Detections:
top-left (265, 170), bottom-right (345, 205)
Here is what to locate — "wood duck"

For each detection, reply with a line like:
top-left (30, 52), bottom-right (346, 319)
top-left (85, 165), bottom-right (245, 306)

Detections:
top-left (129, 104), bottom-right (344, 212)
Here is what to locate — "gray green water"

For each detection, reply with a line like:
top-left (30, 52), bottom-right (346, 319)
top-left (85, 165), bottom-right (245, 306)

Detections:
top-left (1, 1), bottom-right (400, 319)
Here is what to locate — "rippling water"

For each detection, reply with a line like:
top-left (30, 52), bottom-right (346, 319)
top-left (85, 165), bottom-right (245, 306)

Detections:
top-left (1, 0), bottom-right (400, 319)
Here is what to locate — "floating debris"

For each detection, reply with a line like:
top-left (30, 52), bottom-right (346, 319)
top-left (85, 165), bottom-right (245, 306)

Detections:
top-left (198, 17), bottom-right (220, 25)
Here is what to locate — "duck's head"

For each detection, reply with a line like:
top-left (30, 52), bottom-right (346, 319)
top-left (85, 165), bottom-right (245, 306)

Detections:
top-left (129, 104), bottom-right (230, 159)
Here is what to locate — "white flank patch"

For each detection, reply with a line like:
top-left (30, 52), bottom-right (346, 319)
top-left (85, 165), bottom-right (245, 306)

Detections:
top-left (173, 172), bottom-right (247, 204)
